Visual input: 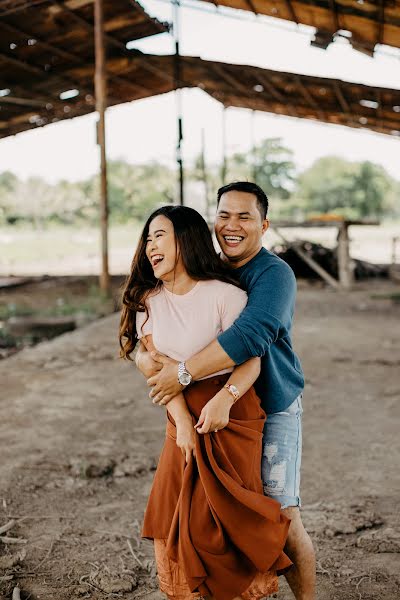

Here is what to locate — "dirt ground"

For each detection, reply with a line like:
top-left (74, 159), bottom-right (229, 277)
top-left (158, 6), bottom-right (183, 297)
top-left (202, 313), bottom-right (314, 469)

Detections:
top-left (0, 280), bottom-right (399, 600)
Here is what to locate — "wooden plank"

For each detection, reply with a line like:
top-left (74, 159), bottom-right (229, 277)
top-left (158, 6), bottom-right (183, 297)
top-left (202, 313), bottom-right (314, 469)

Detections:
top-left (273, 226), bottom-right (340, 290)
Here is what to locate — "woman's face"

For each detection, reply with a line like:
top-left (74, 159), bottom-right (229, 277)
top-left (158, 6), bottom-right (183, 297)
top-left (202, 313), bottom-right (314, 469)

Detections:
top-left (145, 215), bottom-right (183, 281)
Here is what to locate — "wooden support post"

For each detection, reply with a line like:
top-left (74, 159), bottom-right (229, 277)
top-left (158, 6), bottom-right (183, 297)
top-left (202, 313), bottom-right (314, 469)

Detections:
top-left (337, 222), bottom-right (353, 289)
top-left (250, 109), bottom-right (257, 183)
top-left (173, 0), bottom-right (184, 206)
top-left (94, 0), bottom-right (110, 293)
top-left (200, 128), bottom-right (210, 222)
top-left (220, 105), bottom-right (227, 186)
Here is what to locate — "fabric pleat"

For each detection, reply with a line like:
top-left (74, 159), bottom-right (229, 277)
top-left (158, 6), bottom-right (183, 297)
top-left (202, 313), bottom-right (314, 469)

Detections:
top-left (142, 375), bottom-right (292, 600)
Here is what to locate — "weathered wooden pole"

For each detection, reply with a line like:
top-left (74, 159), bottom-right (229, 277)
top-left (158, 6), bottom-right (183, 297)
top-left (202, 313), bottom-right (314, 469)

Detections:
top-left (337, 222), bottom-right (353, 289)
top-left (250, 109), bottom-right (257, 183)
top-left (200, 128), bottom-right (210, 222)
top-left (173, 0), bottom-right (184, 205)
top-left (220, 105), bottom-right (227, 186)
top-left (94, 0), bottom-right (110, 292)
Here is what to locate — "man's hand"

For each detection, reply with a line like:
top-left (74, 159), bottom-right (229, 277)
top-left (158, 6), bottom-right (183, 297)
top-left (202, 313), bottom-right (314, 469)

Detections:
top-left (135, 344), bottom-right (162, 379)
top-left (194, 390), bottom-right (234, 434)
top-left (147, 352), bottom-right (183, 405)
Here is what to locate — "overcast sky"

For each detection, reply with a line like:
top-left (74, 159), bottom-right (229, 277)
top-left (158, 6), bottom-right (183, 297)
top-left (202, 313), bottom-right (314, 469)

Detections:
top-left (0, 0), bottom-right (399, 183)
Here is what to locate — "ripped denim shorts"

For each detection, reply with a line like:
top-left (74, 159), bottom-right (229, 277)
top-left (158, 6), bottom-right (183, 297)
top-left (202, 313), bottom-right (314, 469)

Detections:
top-left (261, 393), bottom-right (303, 509)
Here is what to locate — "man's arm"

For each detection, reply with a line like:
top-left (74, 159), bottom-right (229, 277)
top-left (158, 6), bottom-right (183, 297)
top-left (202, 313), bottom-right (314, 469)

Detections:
top-left (186, 339), bottom-right (234, 380)
top-left (149, 262), bottom-right (296, 401)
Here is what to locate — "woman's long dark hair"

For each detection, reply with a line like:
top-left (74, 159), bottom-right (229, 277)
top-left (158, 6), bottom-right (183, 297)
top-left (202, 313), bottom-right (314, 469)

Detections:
top-left (119, 205), bottom-right (240, 360)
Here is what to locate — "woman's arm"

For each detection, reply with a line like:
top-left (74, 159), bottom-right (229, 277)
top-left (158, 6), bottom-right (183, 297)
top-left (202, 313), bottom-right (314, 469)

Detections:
top-left (195, 357), bottom-right (261, 434)
top-left (139, 336), bottom-right (195, 462)
top-left (135, 342), bottom-right (162, 379)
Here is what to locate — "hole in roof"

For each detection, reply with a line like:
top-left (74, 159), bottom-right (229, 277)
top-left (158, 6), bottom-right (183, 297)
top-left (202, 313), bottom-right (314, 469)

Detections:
top-left (359, 117), bottom-right (368, 124)
top-left (319, 88), bottom-right (326, 95)
top-left (253, 84), bottom-right (264, 93)
top-left (10, 42), bottom-right (17, 50)
top-left (28, 114), bottom-right (41, 124)
top-left (0, 88), bottom-right (11, 97)
top-left (28, 38), bottom-right (37, 46)
top-left (59, 89), bottom-right (79, 100)
top-left (46, 103), bottom-right (53, 110)
top-left (63, 105), bottom-right (71, 113)
top-left (359, 99), bottom-right (379, 109)
top-left (393, 105), bottom-right (400, 112)
top-left (338, 29), bottom-right (352, 38)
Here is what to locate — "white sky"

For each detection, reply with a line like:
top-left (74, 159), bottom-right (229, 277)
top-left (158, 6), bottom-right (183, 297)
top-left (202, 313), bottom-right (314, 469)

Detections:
top-left (0, 0), bottom-right (399, 183)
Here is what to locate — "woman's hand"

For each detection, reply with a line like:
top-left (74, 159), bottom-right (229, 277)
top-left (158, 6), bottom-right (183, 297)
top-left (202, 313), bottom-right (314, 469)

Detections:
top-left (195, 390), bottom-right (234, 434)
top-left (175, 417), bottom-right (196, 463)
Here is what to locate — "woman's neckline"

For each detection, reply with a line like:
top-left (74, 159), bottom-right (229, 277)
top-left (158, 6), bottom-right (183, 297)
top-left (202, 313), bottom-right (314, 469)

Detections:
top-left (162, 280), bottom-right (200, 298)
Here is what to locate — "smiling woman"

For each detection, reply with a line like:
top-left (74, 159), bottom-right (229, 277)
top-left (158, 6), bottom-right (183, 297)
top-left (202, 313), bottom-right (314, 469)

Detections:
top-left (118, 204), bottom-right (292, 600)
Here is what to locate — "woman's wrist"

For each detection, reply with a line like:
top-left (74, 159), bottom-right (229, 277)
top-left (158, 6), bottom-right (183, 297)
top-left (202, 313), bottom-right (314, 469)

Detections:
top-left (174, 413), bottom-right (193, 427)
top-left (218, 387), bottom-right (236, 407)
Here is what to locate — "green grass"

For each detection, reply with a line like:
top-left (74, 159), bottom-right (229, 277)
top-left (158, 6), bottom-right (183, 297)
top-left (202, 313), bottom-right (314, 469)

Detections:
top-left (0, 223), bottom-right (142, 265)
top-left (370, 292), bottom-right (400, 304)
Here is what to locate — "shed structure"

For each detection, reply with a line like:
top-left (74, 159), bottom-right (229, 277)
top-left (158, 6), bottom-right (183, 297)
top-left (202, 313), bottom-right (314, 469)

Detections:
top-left (1, 51), bottom-right (400, 139)
top-left (0, 1), bottom-right (399, 291)
top-left (199, 0), bottom-right (400, 55)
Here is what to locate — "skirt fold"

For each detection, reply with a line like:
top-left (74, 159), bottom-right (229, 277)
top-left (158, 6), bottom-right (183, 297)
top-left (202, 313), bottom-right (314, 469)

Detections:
top-left (142, 375), bottom-right (292, 600)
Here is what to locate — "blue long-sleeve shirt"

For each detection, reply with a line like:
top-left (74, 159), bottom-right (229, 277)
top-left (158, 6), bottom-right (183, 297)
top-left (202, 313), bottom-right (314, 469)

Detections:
top-left (217, 247), bottom-right (304, 414)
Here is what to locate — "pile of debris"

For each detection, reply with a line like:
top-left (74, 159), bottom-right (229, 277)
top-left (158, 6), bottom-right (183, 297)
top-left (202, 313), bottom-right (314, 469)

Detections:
top-left (272, 241), bottom-right (389, 281)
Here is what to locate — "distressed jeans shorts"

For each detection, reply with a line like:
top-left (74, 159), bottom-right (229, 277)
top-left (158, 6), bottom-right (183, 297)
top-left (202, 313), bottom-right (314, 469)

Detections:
top-left (261, 393), bottom-right (303, 509)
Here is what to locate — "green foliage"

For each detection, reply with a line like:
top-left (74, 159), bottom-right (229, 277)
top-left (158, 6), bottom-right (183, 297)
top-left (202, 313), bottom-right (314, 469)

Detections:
top-left (227, 138), bottom-right (296, 199)
top-left (297, 156), bottom-right (396, 219)
top-left (0, 144), bottom-right (398, 226)
top-left (0, 160), bottom-right (175, 227)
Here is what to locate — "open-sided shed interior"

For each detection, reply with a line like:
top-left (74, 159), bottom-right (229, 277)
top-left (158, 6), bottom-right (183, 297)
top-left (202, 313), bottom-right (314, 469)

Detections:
top-left (0, 0), bottom-right (169, 137)
top-left (1, 51), bottom-right (399, 139)
top-left (199, 0), bottom-right (400, 54)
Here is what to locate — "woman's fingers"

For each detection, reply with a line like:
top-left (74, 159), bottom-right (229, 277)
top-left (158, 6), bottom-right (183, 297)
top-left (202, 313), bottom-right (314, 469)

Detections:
top-left (194, 411), bottom-right (205, 430)
top-left (197, 416), bottom-right (212, 434)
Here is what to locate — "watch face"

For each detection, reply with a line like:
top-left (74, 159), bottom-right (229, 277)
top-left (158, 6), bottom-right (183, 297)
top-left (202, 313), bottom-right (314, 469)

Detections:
top-left (179, 372), bottom-right (192, 386)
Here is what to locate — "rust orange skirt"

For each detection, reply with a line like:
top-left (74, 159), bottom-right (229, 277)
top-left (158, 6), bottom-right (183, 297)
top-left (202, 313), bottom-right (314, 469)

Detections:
top-left (142, 375), bottom-right (292, 600)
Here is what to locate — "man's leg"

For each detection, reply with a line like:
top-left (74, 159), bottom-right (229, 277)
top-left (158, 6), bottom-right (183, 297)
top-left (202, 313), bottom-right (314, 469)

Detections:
top-left (282, 506), bottom-right (316, 600)
top-left (262, 394), bottom-right (316, 600)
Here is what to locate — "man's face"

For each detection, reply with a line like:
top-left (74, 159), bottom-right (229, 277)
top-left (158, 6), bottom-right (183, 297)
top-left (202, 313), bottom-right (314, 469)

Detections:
top-left (214, 190), bottom-right (269, 267)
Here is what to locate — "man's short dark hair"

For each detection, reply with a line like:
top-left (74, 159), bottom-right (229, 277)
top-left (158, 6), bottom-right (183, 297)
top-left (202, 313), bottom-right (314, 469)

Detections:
top-left (217, 181), bottom-right (269, 219)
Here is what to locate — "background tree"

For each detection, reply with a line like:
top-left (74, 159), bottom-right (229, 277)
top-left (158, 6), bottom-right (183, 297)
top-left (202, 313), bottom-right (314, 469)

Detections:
top-left (227, 138), bottom-right (296, 199)
top-left (297, 156), bottom-right (396, 219)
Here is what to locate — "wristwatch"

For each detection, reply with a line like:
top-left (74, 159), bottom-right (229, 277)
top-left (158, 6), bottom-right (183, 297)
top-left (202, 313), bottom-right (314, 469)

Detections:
top-left (178, 362), bottom-right (192, 386)
top-left (224, 383), bottom-right (240, 403)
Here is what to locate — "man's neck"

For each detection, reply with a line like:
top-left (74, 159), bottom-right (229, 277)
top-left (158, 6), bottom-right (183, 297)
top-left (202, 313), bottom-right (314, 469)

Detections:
top-left (222, 245), bottom-right (263, 269)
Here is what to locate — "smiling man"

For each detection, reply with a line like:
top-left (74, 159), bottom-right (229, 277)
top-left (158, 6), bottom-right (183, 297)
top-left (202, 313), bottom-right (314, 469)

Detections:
top-left (138, 181), bottom-right (316, 600)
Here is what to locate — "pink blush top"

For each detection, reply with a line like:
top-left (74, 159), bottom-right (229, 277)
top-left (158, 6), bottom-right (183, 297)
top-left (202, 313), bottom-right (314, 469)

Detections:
top-left (136, 280), bottom-right (247, 378)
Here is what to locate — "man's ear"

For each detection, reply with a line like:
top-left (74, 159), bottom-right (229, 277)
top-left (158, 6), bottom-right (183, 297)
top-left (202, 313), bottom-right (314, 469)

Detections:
top-left (262, 219), bottom-right (269, 235)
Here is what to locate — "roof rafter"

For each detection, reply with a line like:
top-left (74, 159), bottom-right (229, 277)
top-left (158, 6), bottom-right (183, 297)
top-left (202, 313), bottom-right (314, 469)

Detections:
top-left (327, 0), bottom-right (340, 33)
top-left (377, 0), bottom-right (385, 46)
top-left (293, 74), bottom-right (324, 120)
top-left (284, 0), bottom-right (298, 25)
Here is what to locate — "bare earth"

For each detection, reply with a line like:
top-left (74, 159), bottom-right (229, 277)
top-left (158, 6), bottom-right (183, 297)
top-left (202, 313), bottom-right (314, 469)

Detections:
top-left (0, 281), bottom-right (399, 600)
